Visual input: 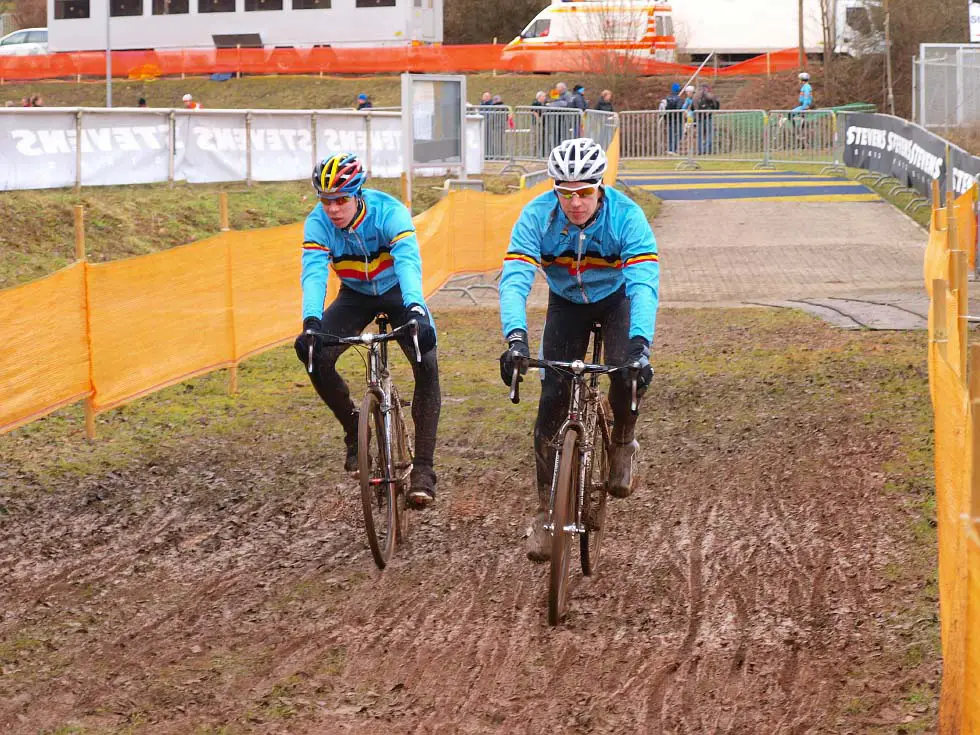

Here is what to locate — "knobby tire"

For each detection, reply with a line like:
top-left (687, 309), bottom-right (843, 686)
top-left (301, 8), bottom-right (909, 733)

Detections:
top-left (360, 391), bottom-right (395, 569)
top-left (549, 430), bottom-right (579, 626)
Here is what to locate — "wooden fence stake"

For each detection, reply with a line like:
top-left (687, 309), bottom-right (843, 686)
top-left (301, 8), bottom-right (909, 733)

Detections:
top-left (75, 205), bottom-right (96, 440)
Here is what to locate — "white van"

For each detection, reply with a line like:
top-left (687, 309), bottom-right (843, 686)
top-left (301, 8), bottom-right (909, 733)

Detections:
top-left (504, 0), bottom-right (677, 63)
top-left (0, 27), bottom-right (48, 56)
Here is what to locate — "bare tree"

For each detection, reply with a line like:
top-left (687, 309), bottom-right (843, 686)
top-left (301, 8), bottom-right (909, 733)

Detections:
top-left (13, 0), bottom-right (46, 28)
top-left (574, 2), bottom-right (650, 96)
top-left (444, 0), bottom-right (548, 45)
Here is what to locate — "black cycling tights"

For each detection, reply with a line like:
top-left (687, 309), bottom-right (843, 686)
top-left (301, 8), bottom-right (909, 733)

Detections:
top-left (298, 285), bottom-right (441, 469)
top-left (533, 287), bottom-right (646, 501)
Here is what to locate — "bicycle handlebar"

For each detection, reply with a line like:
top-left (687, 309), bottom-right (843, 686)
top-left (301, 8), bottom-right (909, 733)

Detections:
top-left (304, 319), bottom-right (421, 374)
top-left (507, 354), bottom-right (641, 413)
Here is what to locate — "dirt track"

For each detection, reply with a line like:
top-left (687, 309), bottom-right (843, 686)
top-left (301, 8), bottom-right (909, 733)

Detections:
top-left (0, 308), bottom-right (937, 733)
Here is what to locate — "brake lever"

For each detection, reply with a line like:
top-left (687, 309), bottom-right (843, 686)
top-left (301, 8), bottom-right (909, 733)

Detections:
top-left (628, 364), bottom-right (639, 414)
top-left (510, 364), bottom-right (521, 404)
top-left (305, 329), bottom-right (315, 374)
top-left (409, 319), bottom-right (421, 363)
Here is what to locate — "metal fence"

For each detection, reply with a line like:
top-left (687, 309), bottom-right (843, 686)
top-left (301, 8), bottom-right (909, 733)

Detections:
top-left (913, 43), bottom-right (980, 130)
top-left (618, 108), bottom-right (840, 168)
top-left (476, 106), bottom-right (617, 165)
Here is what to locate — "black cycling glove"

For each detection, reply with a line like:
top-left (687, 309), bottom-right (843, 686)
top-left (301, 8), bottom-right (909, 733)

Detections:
top-left (499, 329), bottom-right (530, 386)
top-left (625, 335), bottom-right (654, 390)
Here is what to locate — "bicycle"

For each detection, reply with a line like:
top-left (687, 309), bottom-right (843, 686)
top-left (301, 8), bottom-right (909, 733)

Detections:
top-left (508, 323), bottom-right (639, 625)
top-left (305, 315), bottom-right (420, 570)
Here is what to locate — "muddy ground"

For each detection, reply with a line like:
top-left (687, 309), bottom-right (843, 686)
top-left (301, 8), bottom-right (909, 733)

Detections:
top-left (0, 308), bottom-right (938, 734)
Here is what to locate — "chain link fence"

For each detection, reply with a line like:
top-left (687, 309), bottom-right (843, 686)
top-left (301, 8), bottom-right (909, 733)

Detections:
top-left (913, 43), bottom-right (980, 130)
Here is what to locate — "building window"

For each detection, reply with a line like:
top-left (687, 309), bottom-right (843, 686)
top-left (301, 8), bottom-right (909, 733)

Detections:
top-left (356, 0), bottom-right (395, 7)
top-left (110, 0), bottom-right (143, 15)
top-left (293, 0), bottom-right (330, 8)
top-left (200, 0), bottom-right (235, 12)
top-left (54, 0), bottom-right (90, 18)
top-left (246, 0), bottom-right (282, 9)
top-left (153, 0), bottom-right (189, 13)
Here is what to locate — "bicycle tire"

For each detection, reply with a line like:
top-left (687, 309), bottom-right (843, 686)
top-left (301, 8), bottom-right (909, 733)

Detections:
top-left (580, 396), bottom-right (611, 577)
top-left (549, 430), bottom-right (579, 626)
top-left (360, 391), bottom-right (396, 569)
top-left (390, 384), bottom-right (413, 544)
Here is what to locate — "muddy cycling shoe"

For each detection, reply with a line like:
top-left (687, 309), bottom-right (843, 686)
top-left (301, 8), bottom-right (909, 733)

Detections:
top-left (407, 465), bottom-right (436, 509)
top-left (526, 511), bottom-right (551, 563)
top-left (343, 432), bottom-right (359, 473)
top-left (607, 439), bottom-right (639, 499)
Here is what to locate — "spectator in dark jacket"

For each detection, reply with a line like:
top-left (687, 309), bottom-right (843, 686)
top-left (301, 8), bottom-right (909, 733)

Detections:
top-left (595, 89), bottom-right (614, 112)
top-left (356, 93), bottom-right (373, 110)
top-left (569, 84), bottom-right (588, 111)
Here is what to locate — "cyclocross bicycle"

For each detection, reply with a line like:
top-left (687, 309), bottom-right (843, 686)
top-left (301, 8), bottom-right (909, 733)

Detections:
top-left (306, 316), bottom-right (420, 570)
top-left (508, 323), bottom-right (639, 625)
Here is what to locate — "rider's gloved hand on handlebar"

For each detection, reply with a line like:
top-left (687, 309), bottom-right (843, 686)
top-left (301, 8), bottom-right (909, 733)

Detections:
top-left (626, 335), bottom-right (654, 390)
top-left (407, 303), bottom-right (437, 354)
top-left (499, 329), bottom-right (530, 386)
top-left (294, 316), bottom-right (323, 364)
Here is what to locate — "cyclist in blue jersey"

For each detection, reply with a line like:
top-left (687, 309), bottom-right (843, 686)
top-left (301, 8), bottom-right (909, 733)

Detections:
top-left (793, 72), bottom-right (813, 113)
top-left (295, 153), bottom-right (441, 508)
top-left (498, 138), bottom-right (660, 562)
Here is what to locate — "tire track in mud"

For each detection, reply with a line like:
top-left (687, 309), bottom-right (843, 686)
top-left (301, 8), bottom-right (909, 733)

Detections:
top-left (0, 318), bottom-right (933, 733)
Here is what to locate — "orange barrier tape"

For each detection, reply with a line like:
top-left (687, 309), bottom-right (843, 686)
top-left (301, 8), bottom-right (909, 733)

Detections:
top-left (0, 46), bottom-right (803, 82)
top-left (0, 130), bottom-right (619, 433)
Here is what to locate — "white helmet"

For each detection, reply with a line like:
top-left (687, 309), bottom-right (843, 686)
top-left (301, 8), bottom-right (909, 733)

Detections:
top-left (547, 138), bottom-right (607, 183)
top-left (182, 93), bottom-right (193, 102)
top-left (799, 72), bottom-right (810, 82)
top-left (684, 85), bottom-right (695, 94)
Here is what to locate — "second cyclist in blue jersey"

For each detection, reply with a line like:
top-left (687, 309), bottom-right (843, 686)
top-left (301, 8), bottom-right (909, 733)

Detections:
top-left (294, 153), bottom-right (441, 508)
top-left (498, 138), bottom-right (660, 562)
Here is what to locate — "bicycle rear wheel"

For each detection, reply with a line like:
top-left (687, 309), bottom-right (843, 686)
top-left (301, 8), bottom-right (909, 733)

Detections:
top-left (549, 430), bottom-right (579, 626)
top-left (360, 391), bottom-right (396, 569)
top-left (390, 384), bottom-right (414, 544)
top-left (581, 397), bottom-right (610, 577)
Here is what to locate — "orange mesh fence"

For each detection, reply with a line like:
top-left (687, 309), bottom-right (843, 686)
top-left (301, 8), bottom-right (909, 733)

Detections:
top-left (0, 135), bottom-right (619, 434)
top-left (0, 264), bottom-right (91, 432)
top-left (0, 45), bottom-right (804, 82)
top-left (925, 184), bottom-right (980, 733)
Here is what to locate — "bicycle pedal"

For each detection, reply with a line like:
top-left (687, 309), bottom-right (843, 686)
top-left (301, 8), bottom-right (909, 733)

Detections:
top-left (400, 399), bottom-right (411, 407)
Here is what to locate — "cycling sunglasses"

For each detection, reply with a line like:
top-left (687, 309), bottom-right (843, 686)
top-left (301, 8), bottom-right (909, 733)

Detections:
top-left (553, 183), bottom-right (601, 199)
top-left (319, 194), bottom-right (353, 205)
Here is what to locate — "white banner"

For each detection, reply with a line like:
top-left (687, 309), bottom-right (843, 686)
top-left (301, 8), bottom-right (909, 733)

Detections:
top-left (972, 2), bottom-right (980, 44)
top-left (80, 112), bottom-right (171, 187)
top-left (0, 111), bottom-right (77, 190)
top-left (249, 112), bottom-right (314, 183)
top-left (0, 108), bottom-right (484, 191)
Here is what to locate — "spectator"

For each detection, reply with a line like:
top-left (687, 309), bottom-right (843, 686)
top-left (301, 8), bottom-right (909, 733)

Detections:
top-left (138, 97), bottom-right (148, 108)
top-left (531, 90), bottom-right (548, 156)
top-left (569, 84), bottom-right (588, 111)
top-left (549, 82), bottom-right (573, 108)
top-left (663, 82), bottom-right (683, 154)
top-left (695, 84), bottom-right (720, 154)
top-left (531, 90), bottom-right (547, 109)
top-left (491, 94), bottom-right (504, 106)
top-left (182, 93), bottom-right (203, 110)
top-left (479, 91), bottom-right (493, 107)
top-left (21, 97), bottom-right (29, 107)
top-left (29, 94), bottom-right (43, 107)
top-left (594, 89), bottom-right (614, 112)
top-left (356, 93), bottom-right (373, 110)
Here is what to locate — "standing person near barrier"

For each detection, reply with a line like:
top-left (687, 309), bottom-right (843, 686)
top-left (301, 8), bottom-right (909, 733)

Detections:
top-left (695, 84), bottom-right (720, 155)
top-left (497, 138), bottom-right (660, 562)
top-left (182, 93), bottom-right (202, 110)
top-left (570, 84), bottom-right (588, 111)
top-left (663, 82), bottom-right (683, 154)
top-left (531, 91), bottom-right (548, 157)
top-left (594, 90), bottom-right (614, 112)
top-left (295, 153), bottom-right (442, 508)
top-left (356, 93), bottom-right (373, 110)
top-left (793, 72), bottom-right (813, 114)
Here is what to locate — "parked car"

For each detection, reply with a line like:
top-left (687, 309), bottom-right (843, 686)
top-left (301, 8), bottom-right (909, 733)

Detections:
top-left (0, 28), bottom-right (48, 56)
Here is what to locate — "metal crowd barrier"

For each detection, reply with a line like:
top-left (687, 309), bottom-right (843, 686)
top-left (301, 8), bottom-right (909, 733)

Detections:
top-left (765, 109), bottom-right (837, 166)
top-left (477, 106), bottom-right (617, 167)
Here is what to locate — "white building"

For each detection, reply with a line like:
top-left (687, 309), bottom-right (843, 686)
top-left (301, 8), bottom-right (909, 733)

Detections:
top-left (47, 0), bottom-right (442, 52)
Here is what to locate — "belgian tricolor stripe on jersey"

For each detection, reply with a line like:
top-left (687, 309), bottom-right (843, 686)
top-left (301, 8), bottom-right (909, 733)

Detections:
top-left (504, 252), bottom-right (540, 267)
top-left (332, 251), bottom-right (395, 280)
top-left (390, 230), bottom-right (414, 245)
top-left (302, 242), bottom-right (330, 253)
top-left (624, 253), bottom-right (659, 267)
top-left (541, 250), bottom-right (623, 275)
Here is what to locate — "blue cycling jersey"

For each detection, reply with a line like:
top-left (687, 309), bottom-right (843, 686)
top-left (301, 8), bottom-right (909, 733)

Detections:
top-left (499, 185), bottom-right (660, 343)
top-left (301, 188), bottom-right (425, 320)
top-left (799, 82), bottom-right (813, 109)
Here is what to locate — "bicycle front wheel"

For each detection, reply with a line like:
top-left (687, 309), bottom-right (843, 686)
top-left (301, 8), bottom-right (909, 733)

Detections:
top-left (360, 391), bottom-right (396, 569)
top-left (390, 384), bottom-right (413, 545)
top-left (549, 429), bottom-right (579, 626)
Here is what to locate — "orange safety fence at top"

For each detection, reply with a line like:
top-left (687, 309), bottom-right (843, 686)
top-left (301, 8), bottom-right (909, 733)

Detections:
top-left (0, 45), bottom-right (804, 82)
top-left (0, 130), bottom-right (620, 435)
